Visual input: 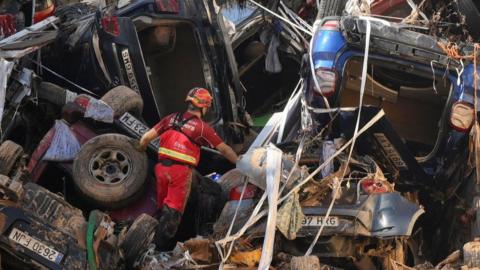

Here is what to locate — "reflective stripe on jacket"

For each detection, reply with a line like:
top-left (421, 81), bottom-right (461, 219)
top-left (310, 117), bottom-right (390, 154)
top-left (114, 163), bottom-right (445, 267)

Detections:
top-left (158, 129), bottom-right (200, 166)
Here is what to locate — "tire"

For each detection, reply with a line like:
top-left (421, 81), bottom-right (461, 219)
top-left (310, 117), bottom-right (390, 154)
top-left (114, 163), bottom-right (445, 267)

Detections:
top-left (0, 140), bottom-right (23, 176)
top-left (38, 82), bottom-right (69, 107)
top-left (100, 86), bottom-right (143, 118)
top-left (316, 0), bottom-right (347, 19)
top-left (72, 134), bottom-right (148, 209)
top-left (120, 214), bottom-right (158, 267)
top-left (458, 0), bottom-right (480, 41)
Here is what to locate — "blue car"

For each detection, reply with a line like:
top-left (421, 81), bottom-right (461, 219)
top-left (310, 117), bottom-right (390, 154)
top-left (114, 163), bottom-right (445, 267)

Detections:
top-left (307, 15), bottom-right (479, 261)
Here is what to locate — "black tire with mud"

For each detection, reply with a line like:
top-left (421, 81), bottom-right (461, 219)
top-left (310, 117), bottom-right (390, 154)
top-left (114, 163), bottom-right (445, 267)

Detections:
top-left (0, 140), bottom-right (23, 176)
top-left (100, 86), bottom-right (144, 118)
top-left (120, 214), bottom-right (158, 267)
top-left (72, 134), bottom-right (148, 209)
top-left (316, 0), bottom-right (348, 19)
top-left (38, 82), bottom-right (69, 107)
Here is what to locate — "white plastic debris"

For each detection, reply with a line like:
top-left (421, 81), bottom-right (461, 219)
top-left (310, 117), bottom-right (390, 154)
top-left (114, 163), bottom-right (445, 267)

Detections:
top-left (84, 98), bottom-right (114, 123)
top-left (345, 0), bottom-right (374, 15)
top-left (321, 141), bottom-right (336, 178)
top-left (0, 59), bottom-right (14, 123)
top-left (258, 144), bottom-right (282, 270)
top-left (265, 34), bottom-right (282, 73)
top-left (43, 120), bottom-right (81, 162)
top-left (236, 147), bottom-right (267, 190)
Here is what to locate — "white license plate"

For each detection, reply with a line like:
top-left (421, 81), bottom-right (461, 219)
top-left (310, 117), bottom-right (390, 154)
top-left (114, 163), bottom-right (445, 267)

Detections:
top-left (301, 216), bottom-right (339, 227)
top-left (9, 228), bottom-right (64, 264)
top-left (119, 112), bottom-right (160, 148)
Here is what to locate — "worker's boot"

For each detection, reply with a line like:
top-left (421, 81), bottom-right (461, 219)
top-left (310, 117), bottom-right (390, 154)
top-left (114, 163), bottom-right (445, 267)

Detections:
top-left (153, 205), bottom-right (182, 251)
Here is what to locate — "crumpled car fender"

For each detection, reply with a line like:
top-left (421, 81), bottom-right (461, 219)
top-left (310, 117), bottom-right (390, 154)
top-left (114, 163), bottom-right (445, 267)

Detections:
top-left (369, 192), bottom-right (424, 237)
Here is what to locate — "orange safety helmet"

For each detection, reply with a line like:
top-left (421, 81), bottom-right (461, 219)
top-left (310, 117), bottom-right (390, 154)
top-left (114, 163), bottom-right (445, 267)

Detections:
top-left (185, 87), bottom-right (213, 108)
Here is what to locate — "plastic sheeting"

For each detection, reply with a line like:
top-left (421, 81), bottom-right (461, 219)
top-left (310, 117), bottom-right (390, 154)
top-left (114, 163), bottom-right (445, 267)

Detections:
top-left (43, 120), bottom-right (81, 162)
top-left (321, 141), bottom-right (336, 178)
top-left (0, 59), bottom-right (14, 123)
top-left (345, 0), bottom-right (374, 15)
top-left (260, 29), bottom-right (282, 74)
top-left (258, 145), bottom-right (282, 270)
top-left (265, 34), bottom-right (282, 73)
top-left (276, 192), bottom-right (304, 240)
top-left (84, 98), bottom-right (114, 123)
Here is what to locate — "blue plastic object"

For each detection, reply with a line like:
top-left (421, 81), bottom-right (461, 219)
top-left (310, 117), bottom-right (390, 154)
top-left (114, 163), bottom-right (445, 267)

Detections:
top-left (208, 172), bottom-right (222, 182)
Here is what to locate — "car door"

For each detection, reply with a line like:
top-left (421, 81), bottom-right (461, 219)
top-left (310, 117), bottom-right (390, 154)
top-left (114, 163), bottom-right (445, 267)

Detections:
top-left (193, 0), bottom-right (254, 145)
top-left (93, 12), bottom-right (160, 125)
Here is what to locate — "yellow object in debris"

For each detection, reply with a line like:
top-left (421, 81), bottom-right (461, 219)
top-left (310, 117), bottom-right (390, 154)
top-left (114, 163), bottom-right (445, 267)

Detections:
top-left (229, 248), bottom-right (262, 267)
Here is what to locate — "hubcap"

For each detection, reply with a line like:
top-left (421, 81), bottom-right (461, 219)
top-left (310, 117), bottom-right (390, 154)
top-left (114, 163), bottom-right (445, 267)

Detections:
top-left (88, 148), bottom-right (132, 184)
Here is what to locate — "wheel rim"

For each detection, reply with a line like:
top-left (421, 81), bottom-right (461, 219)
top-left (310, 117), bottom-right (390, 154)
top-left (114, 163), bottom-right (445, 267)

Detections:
top-left (88, 148), bottom-right (132, 185)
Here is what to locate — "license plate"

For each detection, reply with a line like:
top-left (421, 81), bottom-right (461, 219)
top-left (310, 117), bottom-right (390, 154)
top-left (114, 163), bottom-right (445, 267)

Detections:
top-left (119, 112), bottom-right (160, 149)
top-left (9, 228), bottom-right (64, 264)
top-left (301, 216), bottom-right (339, 227)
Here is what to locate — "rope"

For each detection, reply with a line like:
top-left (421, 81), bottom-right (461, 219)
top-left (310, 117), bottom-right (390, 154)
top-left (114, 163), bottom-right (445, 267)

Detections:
top-left (304, 18), bottom-right (372, 256)
top-left (217, 177), bottom-right (249, 268)
top-left (438, 42), bottom-right (475, 60)
top-left (247, 0), bottom-right (312, 36)
top-left (29, 59), bottom-right (98, 96)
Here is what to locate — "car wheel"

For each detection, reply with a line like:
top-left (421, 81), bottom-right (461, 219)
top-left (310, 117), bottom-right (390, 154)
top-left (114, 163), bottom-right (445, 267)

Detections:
top-left (100, 86), bottom-right (144, 118)
top-left (316, 0), bottom-right (348, 19)
top-left (0, 140), bottom-right (23, 176)
top-left (119, 214), bottom-right (158, 267)
top-left (72, 133), bottom-right (148, 209)
top-left (458, 0), bottom-right (480, 41)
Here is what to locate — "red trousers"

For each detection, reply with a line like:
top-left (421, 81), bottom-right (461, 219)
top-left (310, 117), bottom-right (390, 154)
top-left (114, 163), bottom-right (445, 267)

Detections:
top-left (154, 163), bottom-right (192, 213)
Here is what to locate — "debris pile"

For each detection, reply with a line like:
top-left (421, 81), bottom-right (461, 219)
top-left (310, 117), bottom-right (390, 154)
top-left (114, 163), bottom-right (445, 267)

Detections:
top-left (0, 0), bottom-right (478, 269)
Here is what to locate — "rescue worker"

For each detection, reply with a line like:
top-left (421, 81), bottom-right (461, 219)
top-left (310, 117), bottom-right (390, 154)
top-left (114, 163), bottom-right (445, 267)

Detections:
top-left (138, 87), bottom-right (239, 249)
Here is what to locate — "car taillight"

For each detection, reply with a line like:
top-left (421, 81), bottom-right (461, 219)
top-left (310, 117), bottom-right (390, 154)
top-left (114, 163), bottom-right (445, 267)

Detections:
top-left (361, 179), bottom-right (389, 194)
top-left (313, 68), bottom-right (337, 97)
top-left (34, 0), bottom-right (55, 23)
top-left (229, 184), bottom-right (257, 201)
top-left (101, 16), bottom-right (120, 37)
top-left (450, 102), bottom-right (475, 132)
top-left (320, 20), bottom-right (339, 31)
top-left (155, 0), bottom-right (179, 13)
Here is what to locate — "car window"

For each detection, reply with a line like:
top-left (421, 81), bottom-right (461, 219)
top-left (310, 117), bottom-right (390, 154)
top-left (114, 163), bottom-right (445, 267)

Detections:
top-left (221, 3), bottom-right (256, 26)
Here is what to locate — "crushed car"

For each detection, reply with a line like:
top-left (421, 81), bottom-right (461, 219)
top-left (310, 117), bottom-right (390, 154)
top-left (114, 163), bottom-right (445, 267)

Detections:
top-left (0, 0), bottom-right (308, 258)
top-left (306, 0), bottom-right (480, 262)
top-left (0, 139), bottom-right (162, 269)
top-left (21, 0), bottom-right (304, 217)
top-left (41, 0), bottom-right (304, 141)
top-left (213, 107), bottom-right (426, 269)
top-left (209, 0), bottom-right (480, 268)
